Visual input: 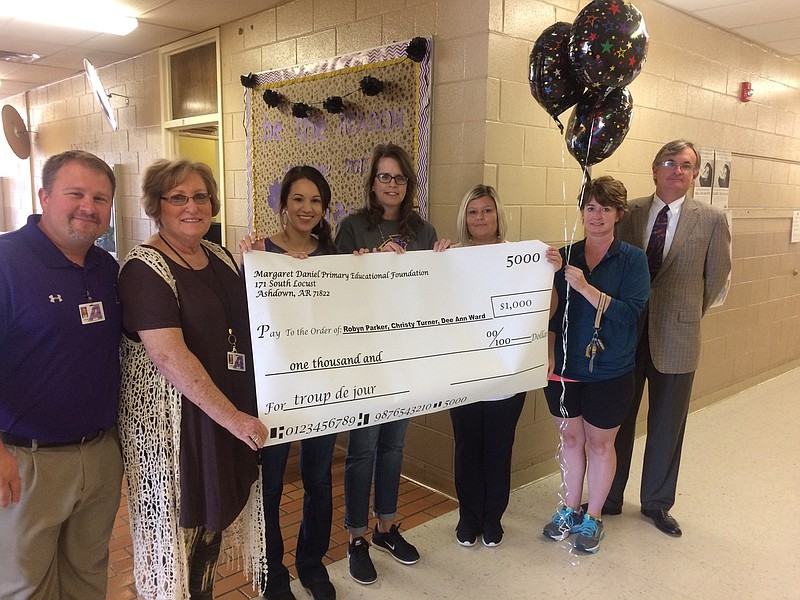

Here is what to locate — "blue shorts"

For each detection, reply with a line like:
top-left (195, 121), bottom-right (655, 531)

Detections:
top-left (544, 371), bottom-right (634, 429)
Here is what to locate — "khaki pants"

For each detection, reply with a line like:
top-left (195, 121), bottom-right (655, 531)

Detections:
top-left (0, 428), bottom-right (123, 600)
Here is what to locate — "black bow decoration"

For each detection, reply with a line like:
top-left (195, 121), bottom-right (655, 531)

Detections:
top-left (359, 76), bottom-right (384, 96)
top-left (291, 102), bottom-right (312, 118)
top-left (262, 89), bottom-right (284, 107)
top-left (406, 37), bottom-right (427, 62)
top-left (322, 96), bottom-right (345, 114)
top-left (251, 72), bottom-right (388, 114)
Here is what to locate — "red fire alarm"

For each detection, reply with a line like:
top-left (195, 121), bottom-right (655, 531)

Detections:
top-left (740, 81), bottom-right (753, 102)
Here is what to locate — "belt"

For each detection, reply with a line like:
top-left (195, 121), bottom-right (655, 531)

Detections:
top-left (0, 429), bottom-right (104, 449)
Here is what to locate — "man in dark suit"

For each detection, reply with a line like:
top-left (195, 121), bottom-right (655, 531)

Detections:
top-left (607, 140), bottom-right (731, 536)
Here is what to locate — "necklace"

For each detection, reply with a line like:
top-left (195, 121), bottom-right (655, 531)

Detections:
top-left (376, 221), bottom-right (408, 251)
top-left (157, 232), bottom-right (245, 372)
top-left (158, 232), bottom-right (206, 270)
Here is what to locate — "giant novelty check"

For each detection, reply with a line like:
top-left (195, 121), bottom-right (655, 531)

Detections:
top-left (243, 241), bottom-right (555, 445)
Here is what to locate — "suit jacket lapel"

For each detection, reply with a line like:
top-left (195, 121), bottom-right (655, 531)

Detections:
top-left (625, 195), bottom-right (652, 249)
top-left (660, 198), bottom-right (699, 275)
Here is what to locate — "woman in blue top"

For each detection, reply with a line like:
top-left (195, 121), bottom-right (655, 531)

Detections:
top-left (542, 176), bottom-right (649, 554)
top-left (240, 166), bottom-right (337, 600)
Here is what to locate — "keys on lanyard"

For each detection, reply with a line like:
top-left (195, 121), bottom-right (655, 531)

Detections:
top-left (585, 292), bottom-right (608, 373)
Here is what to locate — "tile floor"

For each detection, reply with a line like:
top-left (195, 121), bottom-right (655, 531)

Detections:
top-left (104, 445), bottom-right (458, 599)
top-left (106, 367), bottom-right (800, 599)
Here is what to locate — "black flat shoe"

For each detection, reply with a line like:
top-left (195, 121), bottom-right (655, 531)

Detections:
top-left (265, 589), bottom-right (297, 600)
top-left (304, 580), bottom-right (336, 600)
top-left (641, 507), bottom-right (682, 537)
top-left (455, 528), bottom-right (478, 547)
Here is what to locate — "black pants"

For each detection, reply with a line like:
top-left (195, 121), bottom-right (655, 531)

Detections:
top-left (449, 392), bottom-right (526, 536)
top-left (260, 433), bottom-right (336, 592)
top-left (607, 326), bottom-right (695, 511)
top-left (185, 526), bottom-right (222, 600)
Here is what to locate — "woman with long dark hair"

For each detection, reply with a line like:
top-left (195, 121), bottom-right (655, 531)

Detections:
top-left (240, 165), bottom-right (338, 600)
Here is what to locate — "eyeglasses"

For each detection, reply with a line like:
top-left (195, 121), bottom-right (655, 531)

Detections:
top-left (160, 193), bottom-right (211, 205)
top-left (658, 160), bottom-right (696, 173)
top-left (375, 173), bottom-right (409, 185)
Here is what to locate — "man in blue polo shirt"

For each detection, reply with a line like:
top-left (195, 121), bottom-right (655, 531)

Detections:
top-left (0, 150), bottom-right (124, 599)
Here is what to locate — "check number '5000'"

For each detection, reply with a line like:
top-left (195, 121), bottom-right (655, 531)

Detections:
top-left (506, 253), bottom-right (540, 268)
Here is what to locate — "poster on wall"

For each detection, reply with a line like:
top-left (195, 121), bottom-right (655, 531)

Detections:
top-left (243, 38), bottom-right (432, 236)
top-left (712, 149), bottom-right (731, 208)
top-left (709, 208), bottom-right (732, 308)
top-left (695, 147), bottom-right (714, 204)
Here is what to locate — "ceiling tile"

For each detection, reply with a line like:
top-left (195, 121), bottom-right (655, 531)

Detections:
top-left (655, 0), bottom-right (800, 59)
top-left (137, 0), bottom-right (285, 31)
top-left (5, 63), bottom-right (76, 85)
top-left (733, 17), bottom-right (800, 44)
top-left (693, 0), bottom-right (800, 29)
top-left (1, 0), bottom-right (798, 102)
top-left (766, 38), bottom-right (800, 56)
top-left (34, 47), bottom-right (130, 71)
top-left (662, 0), bottom-right (737, 9)
top-left (0, 19), bottom-right (100, 46)
top-left (77, 22), bottom-right (193, 54)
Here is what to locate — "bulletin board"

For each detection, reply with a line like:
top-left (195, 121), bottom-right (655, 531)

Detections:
top-left (243, 38), bottom-right (432, 235)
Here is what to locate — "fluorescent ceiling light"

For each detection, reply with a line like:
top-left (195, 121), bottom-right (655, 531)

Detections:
top-left (0, 51), bottom-right (42, 64)
top-left (0, 1), bottom-right (138, 36)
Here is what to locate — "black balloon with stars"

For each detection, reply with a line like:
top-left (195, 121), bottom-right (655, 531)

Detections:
top-left (569, 0), bottom-right (649, 90)
top-left (565, 86), bottom-right (633, 167)
top-left (529, 21), bottom-right (584, 130)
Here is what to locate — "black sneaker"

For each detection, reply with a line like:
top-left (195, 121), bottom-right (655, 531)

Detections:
top-left (455, 528), bottom-right (478, 547)
top-left (265, 589), bottom-right (297, 600)
top-left (347, 537), bottom-right (377, 585)
top-left (371, 523), bottom-right (420, 564)
top-left (482, 530), bottom-right (503, 547)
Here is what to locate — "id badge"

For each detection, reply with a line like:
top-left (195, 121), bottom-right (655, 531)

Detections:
top-left (227, 351), bottom-right (246, 372)
top-left (79, 301), bottom-right (106, 324)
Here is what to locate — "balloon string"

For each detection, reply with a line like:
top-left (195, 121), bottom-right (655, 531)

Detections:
top-left (553, 140), bottom-right (574, 549)
top-left (559, 118), bottom-right (595, 387)
top-left (244, 87), bottom-right (254, 231)
top-left (552, 119), bottom-right (596, 546)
